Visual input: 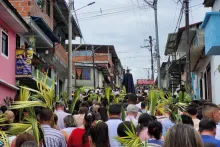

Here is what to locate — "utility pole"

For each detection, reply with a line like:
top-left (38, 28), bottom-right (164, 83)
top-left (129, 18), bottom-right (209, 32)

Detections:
top-left (184, 0), bottom-right (191, 93)
top-left (143, 0), bottom-right (161, 88)
top-left (141, 36), bottom-right (154, 80)
top-left (143, 68), bottom-right (151, 79)
top-left (68, 0), bottom-right (73, 100)
top-left (149, 36), bottom-right (154, 80)
top-left (92, 45), bottom-right (96, 90)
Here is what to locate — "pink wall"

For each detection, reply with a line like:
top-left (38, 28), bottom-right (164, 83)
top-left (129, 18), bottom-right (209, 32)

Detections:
top-left (0, 85), bottom-right (15, 105)
top-left (0, 18), bottom-right (16, 102)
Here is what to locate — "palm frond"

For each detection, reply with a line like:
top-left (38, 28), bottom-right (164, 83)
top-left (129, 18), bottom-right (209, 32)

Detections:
top-left (105, 87), bottom-right (111, 104)
top-left (114, 122), bottom-right (146, 147)
top-left (10, 101), bottom-right (47, 109)
top-left (70, 87), bottom-right (83, 113)
top-left (0, 131), bottom-right (9, 147)
top-left (5, 123), bottom-right (32, 136)
top-left (121, 105), bottom-right (125, 121)
top-left (149, 90), bottom-right (159, 116)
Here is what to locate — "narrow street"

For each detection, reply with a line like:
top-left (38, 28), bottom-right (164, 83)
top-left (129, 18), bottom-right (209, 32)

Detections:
top-left (0, 0), bottom-right (219, 147)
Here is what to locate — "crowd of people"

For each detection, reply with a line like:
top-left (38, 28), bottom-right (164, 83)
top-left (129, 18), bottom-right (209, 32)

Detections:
top-left (1, 92), bottom-right (220, 147)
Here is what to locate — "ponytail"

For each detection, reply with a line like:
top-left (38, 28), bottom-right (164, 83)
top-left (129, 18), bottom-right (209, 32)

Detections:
top-left (82, 113), bottom-right (96, 144)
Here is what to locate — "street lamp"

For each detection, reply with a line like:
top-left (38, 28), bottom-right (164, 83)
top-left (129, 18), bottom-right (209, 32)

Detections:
top-left (68, 1), bottom-right (96, 100)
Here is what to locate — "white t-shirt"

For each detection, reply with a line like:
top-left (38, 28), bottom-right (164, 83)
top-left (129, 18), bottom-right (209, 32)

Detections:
top-left (125, 115), bottom-right (138, 127)
top-left (106, 119), bottom-right (122, 147)
top-left (216, 125), bottom-right (220, 140)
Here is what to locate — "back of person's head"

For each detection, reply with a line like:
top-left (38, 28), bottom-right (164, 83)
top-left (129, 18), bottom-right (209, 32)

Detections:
top-left (80, 102), bottom-right (90, 109)
top-left (55, 101), bottom-right (65, 109)
top-left (117, 121), bottom-right (135, 137)
top-left (15, 132), bottom-right (35, 147)
top-left (79, 107), bottom-right (89, 114)
top-left (39, 108), bottom-right (53, 122)
top-left (181, 114), bottom-right (194, 126)
top-left (64, 115), bottom-right (75, 128)
top-left (147, 121), bottom-right (162, 140)
top-left (199, 118), bottom-right (216, 133)
top-left (109, 104), bottom-right (121, 115)
top-left (83, 113), bottom-right (96, 144)
top-left (202, 102), bottom-right (219, 123)
top-left (204, 143), bottom-right (217, 147)
top-left (4, 110), bottom-right (15, 123)
top-left (127, 93), bottom-right (137, 104)
top-left (138, 96), bottom-right (145, 103)
top-left (98, 106), bottom-right (108, 122)
top-left (197, 106), bottom-right (203, 120)
top-left (187, 106), bottom-right (198, 116)
top-left (138, 113), bottom-right (152, 126)
top-left (89, 121), bottom-right (110, 147)
top-left (20, 141), bottom-right (38, 147)
top-left (0, 106), bottom-right (7, 113)
top-left (137, 113), bottom-right (152, 135)
top-left (164, 124), bottom-right (203, 147)
top-left (141, 102), bottom-right (146, 109)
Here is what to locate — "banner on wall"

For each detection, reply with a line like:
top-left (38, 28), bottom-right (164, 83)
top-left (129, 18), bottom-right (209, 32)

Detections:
top-left (16, 49), bottom-right (33, 76)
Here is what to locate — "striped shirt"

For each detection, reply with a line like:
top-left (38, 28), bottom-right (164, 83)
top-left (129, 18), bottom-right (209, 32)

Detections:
top-left (41, 124), bottom-right (66, 147)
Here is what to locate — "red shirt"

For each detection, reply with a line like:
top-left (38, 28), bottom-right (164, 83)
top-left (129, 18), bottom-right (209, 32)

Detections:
top-left (67, 128), bottom-right (90, 147)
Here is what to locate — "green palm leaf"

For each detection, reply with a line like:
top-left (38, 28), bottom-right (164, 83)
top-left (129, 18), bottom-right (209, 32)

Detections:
top-left (105, 87), bottom-right (111, 104)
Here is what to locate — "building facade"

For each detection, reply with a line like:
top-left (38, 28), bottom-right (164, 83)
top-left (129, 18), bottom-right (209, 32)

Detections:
top-left (0, 0), bottom-right (30, 104)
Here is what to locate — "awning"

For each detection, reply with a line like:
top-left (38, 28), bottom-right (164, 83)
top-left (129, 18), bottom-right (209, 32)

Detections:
top-left (31, 16), bottom-right (59, 43)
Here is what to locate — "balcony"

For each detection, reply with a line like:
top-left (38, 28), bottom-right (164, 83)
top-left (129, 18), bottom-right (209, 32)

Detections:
top-left (32, 66), bottom-right (53, 87)
top-left (9, 0), bottom-right (53, 30)
top-left (201, 12), bottom-right (220, 55)
top-left (55, 43), bottom-right (68, 68)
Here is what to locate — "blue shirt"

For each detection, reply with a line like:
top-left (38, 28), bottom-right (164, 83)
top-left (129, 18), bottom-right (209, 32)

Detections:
top-left (162, 118), bottom-right (175, 136)
top-left (148, 139), bottom-right (164, 147)
top-left (201, 135), bottom-right (220, 147)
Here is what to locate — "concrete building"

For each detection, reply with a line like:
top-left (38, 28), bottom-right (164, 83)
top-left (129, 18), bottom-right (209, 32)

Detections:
top-left (72, 44), bottom-right (123, 89)
top-left (9, 0), bottom-right (81, 97)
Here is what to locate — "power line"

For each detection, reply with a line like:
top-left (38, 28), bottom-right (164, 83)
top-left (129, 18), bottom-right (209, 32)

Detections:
top-left (78, 5), bottom-right (149, 21)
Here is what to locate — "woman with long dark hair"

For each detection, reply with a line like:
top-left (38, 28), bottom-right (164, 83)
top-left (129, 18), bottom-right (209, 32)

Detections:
top-left (89, 121), bottom-right (110, 147)
top-left (67, 113), bottom-right (96, 147)
top-left (98, 106), bottom-right (108, 122)
top-left (137, 113), bottom-right (152, 141)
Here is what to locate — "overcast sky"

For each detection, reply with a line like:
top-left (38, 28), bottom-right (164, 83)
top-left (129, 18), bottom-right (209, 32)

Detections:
top-left (72, 0), bottom-right (210, 83)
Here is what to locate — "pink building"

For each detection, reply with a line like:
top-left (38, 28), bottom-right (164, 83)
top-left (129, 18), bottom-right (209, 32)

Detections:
top-left (0, 0), bottom-right (29, 105)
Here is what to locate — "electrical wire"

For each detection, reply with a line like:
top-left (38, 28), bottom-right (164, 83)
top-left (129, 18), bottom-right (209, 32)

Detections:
top-left (78, 5), bottom-right (149, 21)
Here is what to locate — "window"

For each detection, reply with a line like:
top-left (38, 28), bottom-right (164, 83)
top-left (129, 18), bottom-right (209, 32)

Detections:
top-left (76, 68), bottom-right (90, 80)
top-left (2, 32), bottom-right (8, 57)
top-left (16, 34), bottom-right (20, 48)
top-left (46, 0), bottom-right (50, 17)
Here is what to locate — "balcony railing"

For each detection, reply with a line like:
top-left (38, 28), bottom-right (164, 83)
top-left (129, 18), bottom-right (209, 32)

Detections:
top-left (32, 66), bottom-right (53, 87)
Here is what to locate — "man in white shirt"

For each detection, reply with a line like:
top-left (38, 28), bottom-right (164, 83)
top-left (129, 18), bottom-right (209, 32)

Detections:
top-left (187, 105), bottom-right (200, 130)
top-left (125, 104), bottom-right (139, 127)
top-left (106, 104), bottom-right (122, 147)
top-left (202, 102), bottom-right (220, 140)
top-left (54, 102), bottom-right (70, 130)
